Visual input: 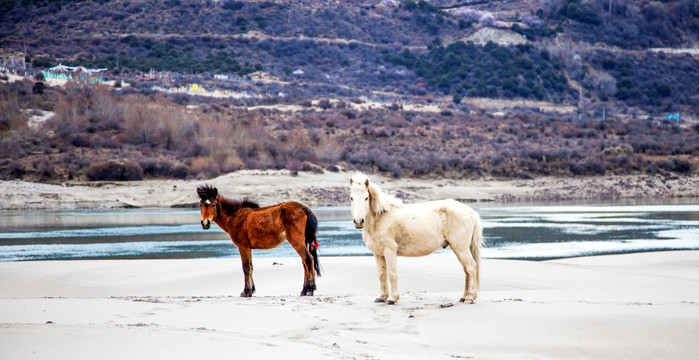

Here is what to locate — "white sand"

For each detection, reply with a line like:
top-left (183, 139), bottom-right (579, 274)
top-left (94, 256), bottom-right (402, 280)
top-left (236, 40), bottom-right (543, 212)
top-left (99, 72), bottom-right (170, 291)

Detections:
top-left (1, 251), bottom-right (698, 359)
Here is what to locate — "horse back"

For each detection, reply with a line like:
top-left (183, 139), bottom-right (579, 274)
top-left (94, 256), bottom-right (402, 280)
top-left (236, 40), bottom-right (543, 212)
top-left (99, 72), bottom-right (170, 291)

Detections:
top-left (418, 199), bottom-right (479, 231)
top-left (238, 202), bottom-right (311, 249)
top-left (397, 199), bottom-right (472, 218)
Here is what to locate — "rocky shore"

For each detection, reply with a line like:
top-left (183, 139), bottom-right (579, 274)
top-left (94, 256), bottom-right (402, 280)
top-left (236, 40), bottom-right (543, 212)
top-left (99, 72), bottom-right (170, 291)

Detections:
top-left (1, 170), bottom-right (697, 210)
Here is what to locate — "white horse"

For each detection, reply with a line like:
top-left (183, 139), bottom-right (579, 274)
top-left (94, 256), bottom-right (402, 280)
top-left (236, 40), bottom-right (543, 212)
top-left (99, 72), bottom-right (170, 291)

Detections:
top-left (349, 173), bottom-right (484, 304)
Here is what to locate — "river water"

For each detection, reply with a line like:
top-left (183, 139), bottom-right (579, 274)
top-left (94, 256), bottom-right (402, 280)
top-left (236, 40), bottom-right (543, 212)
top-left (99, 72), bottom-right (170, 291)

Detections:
top-left (0, 201), bottom-right (697, 261)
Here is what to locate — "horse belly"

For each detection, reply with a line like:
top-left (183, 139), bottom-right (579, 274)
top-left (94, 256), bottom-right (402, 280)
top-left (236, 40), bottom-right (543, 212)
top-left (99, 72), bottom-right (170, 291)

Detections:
top-left (248, 229), bottom-right (286, 250)
top-left (393, 214), bottom-right (445, 257)
top-left (396, 234), bottom-right (444, 256)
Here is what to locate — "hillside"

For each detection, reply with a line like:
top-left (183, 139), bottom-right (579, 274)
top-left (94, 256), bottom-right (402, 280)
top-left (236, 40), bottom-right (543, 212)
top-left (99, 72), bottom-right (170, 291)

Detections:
top-left (3, 0), bottom-right (698, 111)
top-left (1, 0), bottom-right (698, 182)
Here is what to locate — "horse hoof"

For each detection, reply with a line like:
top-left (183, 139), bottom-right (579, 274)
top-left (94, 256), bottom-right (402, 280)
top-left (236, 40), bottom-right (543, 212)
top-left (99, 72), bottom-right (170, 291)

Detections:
top-left (374, 298), bottom-right (386, 303)
top-left (386, 300), bottom-right (396, 305)
top-left (460, 298), bottom-right (474, 304)
top-left (301, 290), bottom-right (314, 296)
top-left (240, 291), bottom-right (253, 298)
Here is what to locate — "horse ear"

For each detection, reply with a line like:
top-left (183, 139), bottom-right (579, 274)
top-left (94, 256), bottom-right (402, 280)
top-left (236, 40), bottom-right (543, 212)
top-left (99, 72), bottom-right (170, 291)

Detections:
top-left (212, 187), bottom-right (218, 198)
top-left (349, 178), bottom-right (354, 185)
top-left (364, 179), bottom-right (369, 187)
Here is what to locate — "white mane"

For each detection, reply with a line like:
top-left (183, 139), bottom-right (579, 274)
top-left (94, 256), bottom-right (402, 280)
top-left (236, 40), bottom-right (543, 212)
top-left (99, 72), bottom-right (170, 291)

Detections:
top-left (350, 173), bottom-right (403, 216)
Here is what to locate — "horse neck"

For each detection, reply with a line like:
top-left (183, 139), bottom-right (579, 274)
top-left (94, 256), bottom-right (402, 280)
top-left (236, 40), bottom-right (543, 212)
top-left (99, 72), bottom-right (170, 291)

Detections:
top-left (364, 204), bottom-right (381, 229)
top-left (365, 189), bottom-right (401, 230)
top-left (214, 196), bottom-right (245, 230)
top-left (368, 184), bottom-right (402, 216)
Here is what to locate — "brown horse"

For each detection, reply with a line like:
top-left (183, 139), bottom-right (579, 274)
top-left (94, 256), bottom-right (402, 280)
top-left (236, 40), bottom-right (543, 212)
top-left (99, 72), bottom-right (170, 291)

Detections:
top-left (197, 184), bottom-right (321, 297)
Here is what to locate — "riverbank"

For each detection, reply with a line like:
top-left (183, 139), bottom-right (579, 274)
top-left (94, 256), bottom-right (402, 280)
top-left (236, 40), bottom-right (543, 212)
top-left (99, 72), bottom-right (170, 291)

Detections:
top-left (1, 251), bottom-right (697, 359)
top-left (1, 170), bottom-right (697, 210)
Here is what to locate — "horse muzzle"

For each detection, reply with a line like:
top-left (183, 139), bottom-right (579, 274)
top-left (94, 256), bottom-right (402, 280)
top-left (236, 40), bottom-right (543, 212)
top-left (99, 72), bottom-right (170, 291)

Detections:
top-left (353, 218), bottom-right (364, 229)
top-left (201, 220), bottom-right (211, 230)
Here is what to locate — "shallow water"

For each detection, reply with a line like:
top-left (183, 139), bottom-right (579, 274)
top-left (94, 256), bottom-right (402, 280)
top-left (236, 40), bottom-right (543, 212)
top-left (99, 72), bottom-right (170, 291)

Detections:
top-left (0, 201), bottom-right (697, 261)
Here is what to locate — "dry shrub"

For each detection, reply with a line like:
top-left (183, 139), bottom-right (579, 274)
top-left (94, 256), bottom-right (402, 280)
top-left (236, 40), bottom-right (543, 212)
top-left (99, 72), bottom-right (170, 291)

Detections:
top-left (189, 155), bottom-right (245, 178)
top-left (49, 98), bottom-right (81, 136)
top-left (189, 157), bottom-right (214, 178)
top-left (0, 91), bottom-right (26, 131)
top-left (317, 136), bottom-right (342, 164)
top-left (119, 97), bottom-right (159, 145)
top-left (220, 154), bottom-right (245, 173)
top-left (139, 158), bottom-right (190, 179)
top-left (282, 128), bottom-right (315, 162)
top-left (119, 95), bottom-right (198, 151)
top-left (5, 160), bottom-right (26, 179)
top-left (85, 160), bottom-right (144, 181)
top-left (90, 85), bottom-right (123, 127)
top-left (317, 99), bottom-right (332, 109)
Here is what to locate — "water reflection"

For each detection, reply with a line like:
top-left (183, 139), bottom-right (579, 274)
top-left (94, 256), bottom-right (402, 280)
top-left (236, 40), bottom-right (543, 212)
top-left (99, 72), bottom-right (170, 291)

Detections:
top-left (0, 202), bottom-right (697, 261)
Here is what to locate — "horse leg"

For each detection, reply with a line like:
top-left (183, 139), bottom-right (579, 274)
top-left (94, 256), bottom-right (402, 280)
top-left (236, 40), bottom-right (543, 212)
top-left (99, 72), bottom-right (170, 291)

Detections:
top-left (443, 208), bottom-right (480, 304)
top-left (238, 246), bottom-right (255, 297)
top-left (383, 249), bottom-right (400, 304)
top-left (289, 236), bottom-right (316, 296)
top-left (373, 254), bottom-right (389, 303)
top-left (449, 240), bottom-right (478, 303)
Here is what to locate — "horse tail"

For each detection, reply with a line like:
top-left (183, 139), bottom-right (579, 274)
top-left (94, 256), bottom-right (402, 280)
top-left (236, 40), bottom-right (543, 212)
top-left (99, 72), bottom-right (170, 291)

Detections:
top-left (303, 207), bottom-right (321, 277)
top-left (470, 212), bottom-right (484, 291)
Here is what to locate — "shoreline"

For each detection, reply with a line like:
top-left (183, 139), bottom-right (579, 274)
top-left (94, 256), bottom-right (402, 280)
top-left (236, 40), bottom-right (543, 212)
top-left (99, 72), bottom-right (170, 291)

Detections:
top-left (1, 252), bottom-right (697, 359)
top-left (1, 171), bottom-right (698, 210)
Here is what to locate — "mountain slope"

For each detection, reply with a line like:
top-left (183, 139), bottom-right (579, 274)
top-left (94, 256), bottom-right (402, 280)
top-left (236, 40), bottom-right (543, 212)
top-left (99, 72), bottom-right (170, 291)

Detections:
top-left (2, 0), bottom-right (697, 114)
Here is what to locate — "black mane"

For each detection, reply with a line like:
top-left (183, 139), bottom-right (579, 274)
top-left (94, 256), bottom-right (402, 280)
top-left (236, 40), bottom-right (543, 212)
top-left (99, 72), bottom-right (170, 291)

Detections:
top-left (198, 185), bottom-right (258, 206)
top-left (198, 184), bottom-right (259, 212)
top-left (196, 184), bottom-right (217, 201)
top-left (220, 197), bottom-right (260, 214)
top-left (240, 199), bottom-right (260, 208)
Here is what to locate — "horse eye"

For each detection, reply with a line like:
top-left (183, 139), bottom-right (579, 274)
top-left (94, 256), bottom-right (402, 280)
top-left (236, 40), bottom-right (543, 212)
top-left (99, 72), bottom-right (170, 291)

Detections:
top-left (365, 197), bottom-right (368, 201)
top-left (350, 197), bottom-right (353, 201)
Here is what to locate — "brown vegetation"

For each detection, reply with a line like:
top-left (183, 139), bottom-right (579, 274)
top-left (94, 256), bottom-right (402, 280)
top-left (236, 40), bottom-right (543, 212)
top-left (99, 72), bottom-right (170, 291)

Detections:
top-left (0, 80), bottom-right (696, 182)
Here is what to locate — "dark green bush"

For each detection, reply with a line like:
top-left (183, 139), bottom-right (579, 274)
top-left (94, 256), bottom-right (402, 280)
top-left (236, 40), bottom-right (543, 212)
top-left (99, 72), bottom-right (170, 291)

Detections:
top-left (389, 42), bottom-right (573, 102)
top-left (566, 3), bottom-right (602, 25)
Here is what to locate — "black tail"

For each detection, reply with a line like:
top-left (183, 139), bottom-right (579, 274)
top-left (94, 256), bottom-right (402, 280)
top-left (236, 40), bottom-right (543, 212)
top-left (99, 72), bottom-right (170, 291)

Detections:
top-left (304, 207), bottom-right (321, 276)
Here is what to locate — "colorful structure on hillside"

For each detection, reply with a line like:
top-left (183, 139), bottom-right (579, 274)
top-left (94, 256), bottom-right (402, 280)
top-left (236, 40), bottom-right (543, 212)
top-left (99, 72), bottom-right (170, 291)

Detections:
top-left (0, 52), bottom-right (26, 74)
top-left (151, 83), bottom-right (286, 100)
top-left (665, 113), bottom-right (681, 122)
top-left (41, 63), bottom-right (108, 83)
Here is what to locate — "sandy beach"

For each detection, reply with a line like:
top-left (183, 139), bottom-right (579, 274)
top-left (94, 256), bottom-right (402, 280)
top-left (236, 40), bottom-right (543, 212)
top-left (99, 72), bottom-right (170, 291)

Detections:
top-left (1, 252), bottom-right (697, 359)
top-left (1, 170), bottom-right (698, 210)
top-left (1, 171), bottom-right (697, 358)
